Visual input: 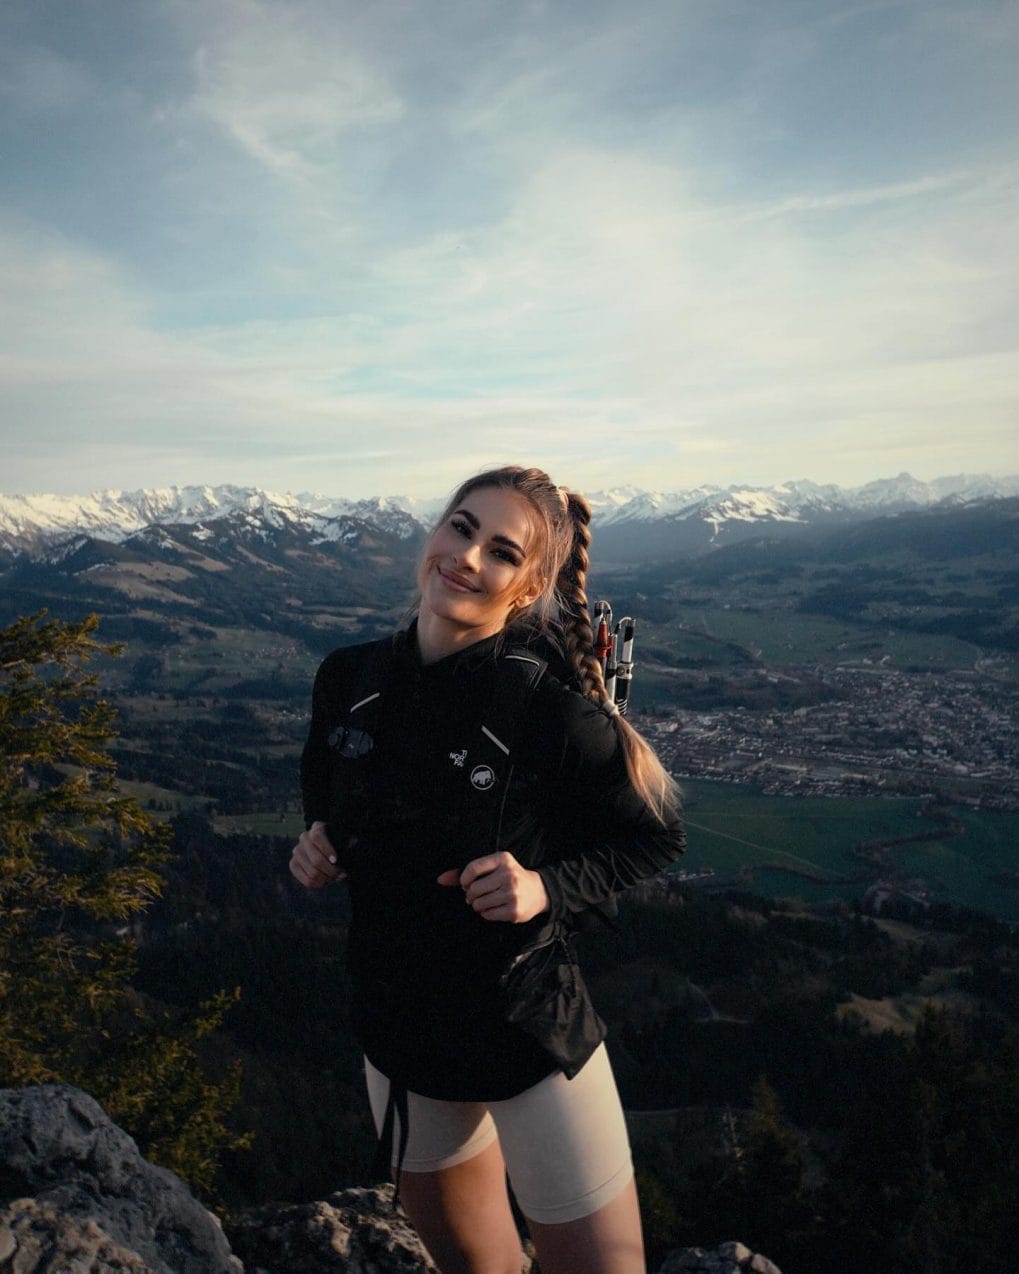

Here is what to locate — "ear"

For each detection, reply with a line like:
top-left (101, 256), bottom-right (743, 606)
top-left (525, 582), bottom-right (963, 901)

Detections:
top-left (511, 571), bottom-right (545, 613)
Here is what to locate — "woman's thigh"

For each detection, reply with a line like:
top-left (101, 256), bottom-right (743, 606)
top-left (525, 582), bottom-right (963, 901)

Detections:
top-left (364, 1056), bottom-right (498, 1171)
top-left (488, 1044), bottom-right (634, 1226)
top-left (364, 1059), bottom-right (523, 1273)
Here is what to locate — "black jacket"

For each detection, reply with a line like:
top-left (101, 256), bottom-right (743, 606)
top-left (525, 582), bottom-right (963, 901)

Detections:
top-left (300, 625), bottom-right (686, 1100)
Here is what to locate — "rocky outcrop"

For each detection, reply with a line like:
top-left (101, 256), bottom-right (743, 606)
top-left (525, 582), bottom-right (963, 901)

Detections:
top-left (0, 1088), bottom-right (447, 1273)
top-left (0, 1084), bottom-right (241, 1273)
top-left (0, 1199), bottom-right (150, 1272)
top-left (0, 1085), bottom-right (783, 1274)
top-left (227, 1186), bottom-right (440, 1273)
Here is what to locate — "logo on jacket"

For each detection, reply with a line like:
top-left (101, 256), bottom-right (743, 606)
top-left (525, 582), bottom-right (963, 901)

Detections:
top-left (449, 749), bottom-right (467, 768)
top-left (328, 724), bottom-right (373, 758)
top-left (470, 764), bottom-right (496, 791)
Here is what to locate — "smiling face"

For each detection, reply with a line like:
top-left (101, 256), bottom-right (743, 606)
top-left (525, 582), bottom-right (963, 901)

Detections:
top-left (417, 485), bottom-right (544, 650)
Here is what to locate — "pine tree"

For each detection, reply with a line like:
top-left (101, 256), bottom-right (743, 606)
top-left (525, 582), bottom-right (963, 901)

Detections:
top-left (0, 610), bottom-right (248, 1198)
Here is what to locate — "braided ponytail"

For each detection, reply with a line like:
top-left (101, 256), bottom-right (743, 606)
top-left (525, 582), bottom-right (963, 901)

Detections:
top-left (557, 491), bottom-right (608, 703)
top-left (556, 491), bottom-right (680, 824)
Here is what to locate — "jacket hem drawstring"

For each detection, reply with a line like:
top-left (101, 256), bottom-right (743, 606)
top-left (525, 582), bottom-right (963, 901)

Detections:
top-left (375, 1080), bottom-right (410, 1210)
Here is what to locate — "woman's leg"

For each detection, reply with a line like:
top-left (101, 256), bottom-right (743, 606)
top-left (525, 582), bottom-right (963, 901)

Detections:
top-left (490, 1045), bottom-right (645, 1274)
top-left (398, 1138), bottom-right (525, 1274)
top-left (363, 1059), bottom-right (524, 1274)
top-left (525, 1176), bottom-right (645, 1274)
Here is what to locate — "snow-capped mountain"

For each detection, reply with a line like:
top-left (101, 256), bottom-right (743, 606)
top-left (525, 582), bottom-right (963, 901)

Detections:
top-left (586, 485), bottom-right (727, 525)
top-left (586, 472), bottom-right (1019, 529)
top-left (0, 484), bottom-right (433, 556)
top-left (1, 473), bottom-right (1016, 560)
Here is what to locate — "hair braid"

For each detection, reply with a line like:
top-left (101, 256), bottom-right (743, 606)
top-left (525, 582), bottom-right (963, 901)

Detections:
top-left (558, 492), bottom-right (607, 703)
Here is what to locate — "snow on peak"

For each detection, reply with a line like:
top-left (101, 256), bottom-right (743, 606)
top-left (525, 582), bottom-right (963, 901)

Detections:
top-left (839, 472), bottom-right (1019, 510)
top-left (700, 489), bottom-right (802, 533)
top-left (588, 485), bottom-right (724, 525)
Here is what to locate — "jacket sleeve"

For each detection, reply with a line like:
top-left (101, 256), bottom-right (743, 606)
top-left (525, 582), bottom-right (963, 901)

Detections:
top-left (526, 681), bottom-right (686, 918)
top-left (300, 652), bottom-right (339, 830)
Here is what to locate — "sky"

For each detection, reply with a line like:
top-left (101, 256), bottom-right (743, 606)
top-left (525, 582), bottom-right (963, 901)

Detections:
top-left (1, 0), bottom-right (1017, 499)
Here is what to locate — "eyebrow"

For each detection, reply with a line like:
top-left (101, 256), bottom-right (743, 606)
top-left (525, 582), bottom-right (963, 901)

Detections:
top-left (452, 507), bottom-right (526, 556)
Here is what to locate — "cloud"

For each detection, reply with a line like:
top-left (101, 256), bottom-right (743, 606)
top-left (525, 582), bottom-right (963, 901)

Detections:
top-left (189, 0), bottom-right (403, 177)
top-left (734, 172), bottom-right (972, 220)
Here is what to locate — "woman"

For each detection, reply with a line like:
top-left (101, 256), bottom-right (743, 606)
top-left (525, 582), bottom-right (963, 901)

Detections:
top-left (291, 466), bottom-right (685, 1274)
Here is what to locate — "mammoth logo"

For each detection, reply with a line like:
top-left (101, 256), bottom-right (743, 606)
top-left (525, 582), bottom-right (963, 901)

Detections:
top-left (470, 765), bottom-right (496, 791)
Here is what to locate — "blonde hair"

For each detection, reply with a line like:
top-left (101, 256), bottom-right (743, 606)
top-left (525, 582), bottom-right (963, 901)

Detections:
top-left (424, 466), bottom-right (680, 824)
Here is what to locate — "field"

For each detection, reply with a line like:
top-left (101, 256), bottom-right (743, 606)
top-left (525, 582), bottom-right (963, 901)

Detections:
top-left (157, 628), bottom-right (319, 693)
top-left (677, 778), bottom-right (1019, 923)
top-left (836, 967), bottom-right (976, 1035)
top-left (637, 607), bottom-right (986, 673)
top-left (213, 811), bottom-right (306, 837)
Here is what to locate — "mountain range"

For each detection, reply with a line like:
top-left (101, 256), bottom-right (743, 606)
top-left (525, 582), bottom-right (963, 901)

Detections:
top-left (1, 471), bottom-right (1017, 562)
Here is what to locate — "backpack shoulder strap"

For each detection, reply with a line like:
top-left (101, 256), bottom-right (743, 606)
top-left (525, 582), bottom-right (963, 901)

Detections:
top-left (345, 640), bottom-right (392, 713)
top-left (478, 647), bottom-right (547, 760)
top-left (326, 638), bottom-right (394, 757)
top-left (483, 647), bottom-right (547, 855)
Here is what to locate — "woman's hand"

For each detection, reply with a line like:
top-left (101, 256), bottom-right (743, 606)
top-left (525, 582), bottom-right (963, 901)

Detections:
top-left (437, 851), bottom-right (549, 923)
top-left (289, 821), bottom-right (350, 890)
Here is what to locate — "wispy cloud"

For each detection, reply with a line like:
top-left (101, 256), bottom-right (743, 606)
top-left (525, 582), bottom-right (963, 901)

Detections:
top-left (733, 171), bottom-right (973, 220)
top-left (190, 0), bottom-right (403, 178)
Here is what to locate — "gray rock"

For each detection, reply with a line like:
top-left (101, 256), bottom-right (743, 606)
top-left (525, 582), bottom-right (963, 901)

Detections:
top-left (0, 1199), bottom-right (149, 1272)
top-left (719, 1243), bottom-right (753, 1262)
top-left (749, 1257), bottom-right (782, 1274)
top-left (0, 1084), bottom-right (242, 1274)
top-left (228, 1185), bottom-right (440, 1272)
top-left (656, 1241), bottom-right (783, 1274)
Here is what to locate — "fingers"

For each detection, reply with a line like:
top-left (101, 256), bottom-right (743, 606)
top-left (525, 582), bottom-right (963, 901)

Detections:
top-left (289, 823), bottom-right (349, 890)
top-left (456, 855), bottom-right (501, 889)
top-left (440, 853), bottom-right (506, 902)
top-left (437, 853), bottom-right (548, 924)
top-left (467, 873), bottom-right (507, 914)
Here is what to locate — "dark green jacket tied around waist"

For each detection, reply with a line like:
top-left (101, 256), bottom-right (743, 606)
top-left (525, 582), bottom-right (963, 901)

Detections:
top-left (300, 624), bottom-right (686, 1102)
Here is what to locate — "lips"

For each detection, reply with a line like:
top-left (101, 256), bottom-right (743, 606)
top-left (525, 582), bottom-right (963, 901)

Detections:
top-left (437, 565), bottom-right (481, 593)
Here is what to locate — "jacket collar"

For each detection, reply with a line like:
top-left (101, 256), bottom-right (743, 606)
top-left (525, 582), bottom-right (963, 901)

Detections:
top-left (393, 619), bottom-right (504, 681)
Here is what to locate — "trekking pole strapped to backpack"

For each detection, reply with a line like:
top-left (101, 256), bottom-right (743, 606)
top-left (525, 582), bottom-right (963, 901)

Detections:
top-left (613, 616), bottom-right (635, 717)
top-left (593, 600), bottom-right (636, 716)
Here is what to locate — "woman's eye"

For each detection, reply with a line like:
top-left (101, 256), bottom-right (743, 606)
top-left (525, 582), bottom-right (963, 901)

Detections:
top-left (492, 547), bottom-right (520, 566)
top-left (451, 518), bottom-right (472, 539)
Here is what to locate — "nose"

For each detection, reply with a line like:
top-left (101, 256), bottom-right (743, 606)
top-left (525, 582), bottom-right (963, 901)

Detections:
top-left (458, 542), bottom-right (482, 571)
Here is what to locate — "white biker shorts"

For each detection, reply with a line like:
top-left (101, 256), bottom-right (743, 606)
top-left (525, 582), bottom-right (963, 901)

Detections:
top-left (364, 1043), bottom-right (634, 1224)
